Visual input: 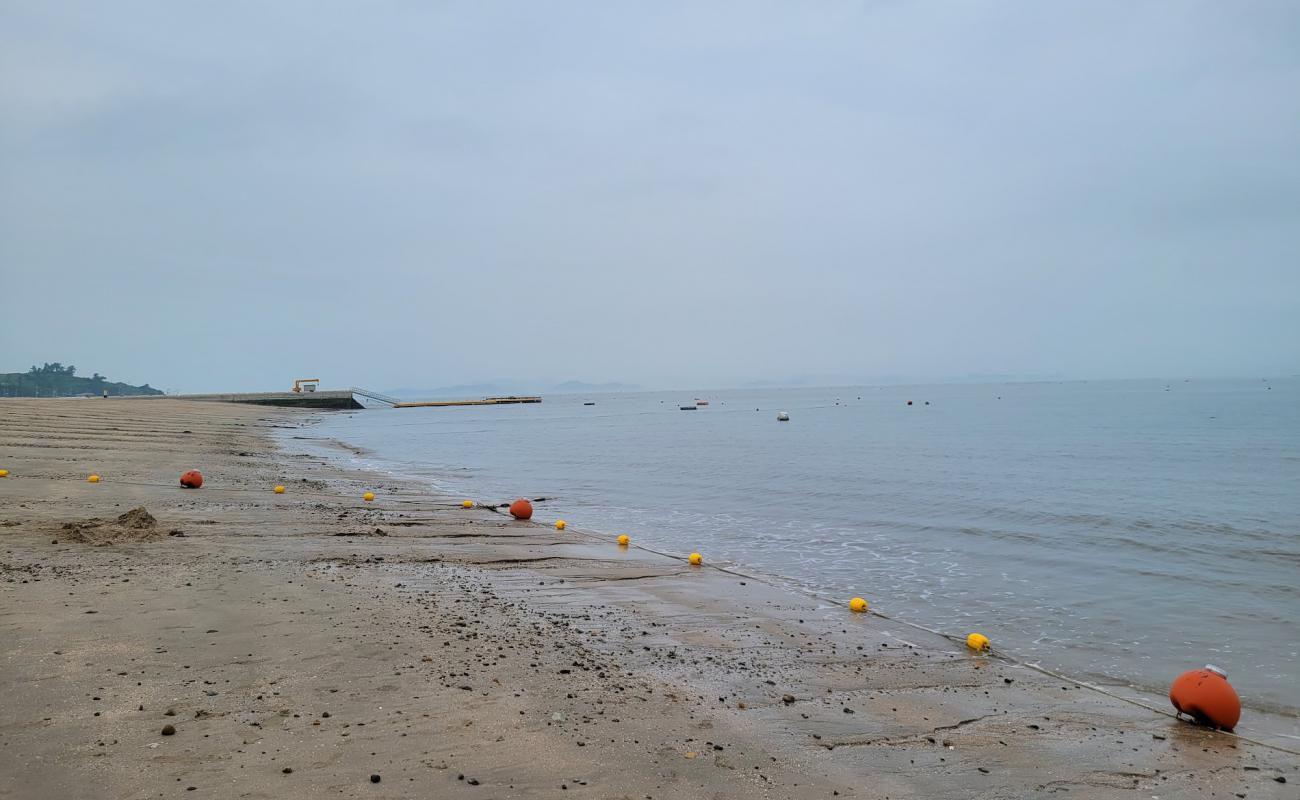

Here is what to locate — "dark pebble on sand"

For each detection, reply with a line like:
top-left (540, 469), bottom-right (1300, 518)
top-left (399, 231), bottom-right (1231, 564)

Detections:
top-left (282, 767), bottom-right (293, 774)
top-left (370, 774), bottom-right (381, 783)
top-left (161, 725), bottom-right (175, 736)
top-left (782, 694), bottom-right (795, 704)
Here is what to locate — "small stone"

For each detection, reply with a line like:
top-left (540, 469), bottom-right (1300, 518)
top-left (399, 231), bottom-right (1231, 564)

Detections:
top-left (370, 774), bottom-right (381, 784)
top-left (161, 725), bottom-right (175, 736)
top-left (282, 767), bottom-right (293, 774)
top-left (782, 694), bottom-right (795, 704)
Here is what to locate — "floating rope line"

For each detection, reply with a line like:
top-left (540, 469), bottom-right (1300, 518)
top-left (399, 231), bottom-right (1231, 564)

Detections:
top-left (2, 473), bottom-right (1296, 755)
top-left (551, 519), bottom-right (1300, 756)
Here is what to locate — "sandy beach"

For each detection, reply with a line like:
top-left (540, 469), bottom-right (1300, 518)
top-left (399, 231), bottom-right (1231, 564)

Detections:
top-left (0, 398), bottom-right (1294, 799)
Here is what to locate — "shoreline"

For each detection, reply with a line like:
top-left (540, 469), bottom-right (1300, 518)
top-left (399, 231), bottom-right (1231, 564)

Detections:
top-left (1, 398), bottom-right (1295, 798)
top-left (290, 408), bottom-right (1300, 728)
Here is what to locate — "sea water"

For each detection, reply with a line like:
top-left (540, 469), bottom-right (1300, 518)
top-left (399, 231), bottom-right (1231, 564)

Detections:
top-left (300, 378), bottom-right (1300, 722)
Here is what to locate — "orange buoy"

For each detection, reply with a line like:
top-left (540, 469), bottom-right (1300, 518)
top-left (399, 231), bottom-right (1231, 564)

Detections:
top-left (1169, 665), bottom-right (1240, 731)
top-left (179, 470), bottom-right (203, 489)
top-left (509, 499), bottom-right (533, 520)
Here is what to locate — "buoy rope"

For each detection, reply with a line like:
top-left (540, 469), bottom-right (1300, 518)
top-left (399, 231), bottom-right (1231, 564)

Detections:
top-left (0, 474), bottom-right (473, 507)
top-left (3, 473), bottom-right (1296, 754)
top-left (553, 521), bottom-right (1300, 756)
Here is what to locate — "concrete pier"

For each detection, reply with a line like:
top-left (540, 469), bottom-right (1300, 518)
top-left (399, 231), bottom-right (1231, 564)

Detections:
top-left (129, 390), bottom-right (373, 410)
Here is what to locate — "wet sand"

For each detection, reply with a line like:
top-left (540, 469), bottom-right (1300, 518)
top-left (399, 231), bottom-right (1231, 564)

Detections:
top-left (0, 398), bottom-right (1295, 799)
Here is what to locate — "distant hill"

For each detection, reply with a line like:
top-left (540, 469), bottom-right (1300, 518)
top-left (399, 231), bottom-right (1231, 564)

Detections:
top-left (550, 381), bottom-right (641, 394)
top-left (383, 380), bottom-right (641, 399)
top-left (382, 383), bottom-right (519, 399)
top-left (0, 363), bottom-right (163, 398)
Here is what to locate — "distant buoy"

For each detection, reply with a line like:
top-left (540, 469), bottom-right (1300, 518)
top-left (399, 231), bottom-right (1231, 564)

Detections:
top-left (0, 469), bottom-right (8, 477)
top-left (88, 474), bottom-right (101, 483)
top-left (777, 411), bottom-right (790, 421)
top-left (688, 552), bottom-right (702, 566)
top-left (555, 520), bottom-right (567, 530)
top-left (966, 633), bottom-right (990, 651)
top-left (462, 500), bottom-right (473, 508)
top-left (509, 499), bottom-right (533, 520)
top-left (906, 400), bottom-right (913, 406)
top-left (179, 470), bottom-right (203, 489)
top-left (274, 485), bottom-right (285, 494)
top-left (617, 534), bottom-right (629, 546)
top-left (849, 597), bottom-right (868, 613)
top-left (1170, 665), bottom-right (1241, 731)
top-left (363, 491), bottom-right (375, 502)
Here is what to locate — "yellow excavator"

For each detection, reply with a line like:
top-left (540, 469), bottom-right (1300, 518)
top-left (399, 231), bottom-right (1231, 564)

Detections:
top-left (291, 378), bottom-right (320, 393)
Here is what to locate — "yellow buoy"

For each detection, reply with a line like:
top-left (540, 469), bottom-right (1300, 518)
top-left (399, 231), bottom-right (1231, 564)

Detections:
top-left (363, 491), bottom-right (375, 502)
top-left (966, 633), bottom-right (990, 651)
top-left (617, 534), bottom-right (630, 546)
top-left (88, 474), bottom-right (101, 483)
top-left (462, 500), bottom-right (473, 508)
top-left (555, 520), bottom-right (567, 530)
top-left (849, 597), bottom-right (869, 613)
top-left (0, 469), bottom-right (9, 477)
top-left (274, 485), bottom-right (285, 494)
top-left (688, 552), bottom-right (702, 566)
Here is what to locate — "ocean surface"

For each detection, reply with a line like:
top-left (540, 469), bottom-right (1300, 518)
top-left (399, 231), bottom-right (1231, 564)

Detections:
top-left (299, 378), bottom-right (1300, 725)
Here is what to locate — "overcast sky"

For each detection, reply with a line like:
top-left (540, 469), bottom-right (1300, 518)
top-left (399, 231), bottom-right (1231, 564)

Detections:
top-left (2, 1), bottom-right (1298, 393)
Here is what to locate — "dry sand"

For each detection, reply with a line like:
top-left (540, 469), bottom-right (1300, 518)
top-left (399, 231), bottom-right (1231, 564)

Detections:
top-left (0, 398), bottom-right (1295, 799)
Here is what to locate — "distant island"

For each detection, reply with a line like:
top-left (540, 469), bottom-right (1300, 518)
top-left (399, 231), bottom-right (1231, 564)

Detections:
top-left (550, 380), bottom-right (641, 394)
top-left (382, 380), bottom-right (641, 399)
top-left (0, 363), bottom-right (163, 398)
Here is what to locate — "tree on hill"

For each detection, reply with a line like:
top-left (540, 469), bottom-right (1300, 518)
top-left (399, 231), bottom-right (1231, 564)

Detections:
top-left (0, 364), bottom-right (163, 397)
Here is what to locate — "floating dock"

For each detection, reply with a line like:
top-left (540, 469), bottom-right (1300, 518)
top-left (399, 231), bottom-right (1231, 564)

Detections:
top-left (392, 396), bottom-right (542, 409)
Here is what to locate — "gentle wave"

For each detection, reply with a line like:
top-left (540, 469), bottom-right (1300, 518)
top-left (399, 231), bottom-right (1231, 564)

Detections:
top-left (300, 378), bottom-right (1300, 721)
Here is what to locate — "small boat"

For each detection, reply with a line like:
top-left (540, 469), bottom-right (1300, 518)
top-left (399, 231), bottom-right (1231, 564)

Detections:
top-left (583, 401), bottom-right (595, 406)
top-left (679, 405), bottom-right (697, 411)
top-left (777, 411), bottom-right (790, 421)
top-left (695, 399), bottom-right (709, 406)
